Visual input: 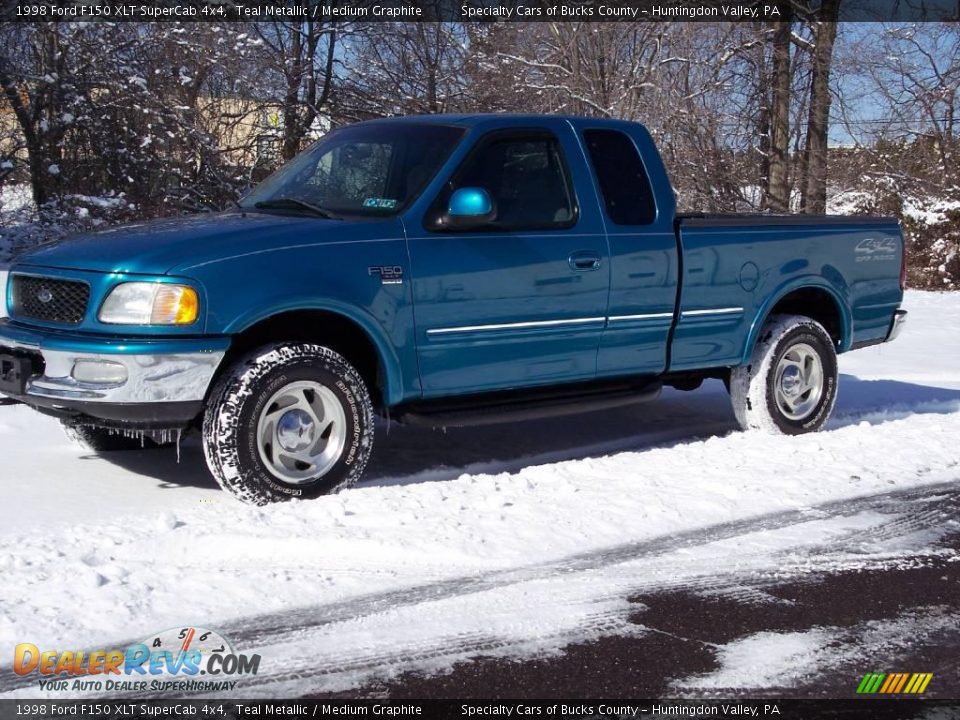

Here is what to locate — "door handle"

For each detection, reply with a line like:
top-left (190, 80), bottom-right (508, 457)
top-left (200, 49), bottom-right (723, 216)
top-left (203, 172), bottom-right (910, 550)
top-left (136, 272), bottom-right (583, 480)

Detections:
top-left (569, 252), bottom-right (602, 271)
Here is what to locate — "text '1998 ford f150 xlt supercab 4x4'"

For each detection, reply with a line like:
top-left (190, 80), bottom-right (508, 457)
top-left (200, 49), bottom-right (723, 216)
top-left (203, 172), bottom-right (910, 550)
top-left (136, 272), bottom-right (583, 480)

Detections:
top-left (0, 114), bottom-right (907, 504)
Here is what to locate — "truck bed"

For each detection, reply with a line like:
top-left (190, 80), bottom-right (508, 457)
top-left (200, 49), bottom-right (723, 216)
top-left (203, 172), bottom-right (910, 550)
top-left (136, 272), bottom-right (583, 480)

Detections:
top-left (668, 213), bottom-right (903, 372)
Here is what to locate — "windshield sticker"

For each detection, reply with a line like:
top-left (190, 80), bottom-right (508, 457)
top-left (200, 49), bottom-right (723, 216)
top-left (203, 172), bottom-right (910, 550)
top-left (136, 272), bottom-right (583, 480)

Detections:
top-left (362, 197), bottom-right (398, 210)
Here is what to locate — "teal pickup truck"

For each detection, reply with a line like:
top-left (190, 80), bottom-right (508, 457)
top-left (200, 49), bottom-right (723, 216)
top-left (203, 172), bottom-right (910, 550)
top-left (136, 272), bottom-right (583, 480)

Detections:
top-left (0, 114), bottom-right (907, 504)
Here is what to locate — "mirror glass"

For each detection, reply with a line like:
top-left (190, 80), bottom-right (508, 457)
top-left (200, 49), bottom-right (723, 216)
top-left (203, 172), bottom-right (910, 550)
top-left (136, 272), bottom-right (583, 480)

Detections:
top-left (448, 187), bottom-right (493, 218)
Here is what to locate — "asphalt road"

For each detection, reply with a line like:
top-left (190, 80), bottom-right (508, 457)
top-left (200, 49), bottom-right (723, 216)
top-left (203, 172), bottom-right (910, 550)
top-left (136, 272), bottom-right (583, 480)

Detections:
top-left (350, 557), bottom-right (959, 700)
top-left (316, 485), bottom-right (960, 703)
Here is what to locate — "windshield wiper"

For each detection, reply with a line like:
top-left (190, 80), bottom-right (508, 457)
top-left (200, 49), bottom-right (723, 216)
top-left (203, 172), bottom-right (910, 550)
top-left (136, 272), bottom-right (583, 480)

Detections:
top-left (254, 197), bottom-right (340, 219)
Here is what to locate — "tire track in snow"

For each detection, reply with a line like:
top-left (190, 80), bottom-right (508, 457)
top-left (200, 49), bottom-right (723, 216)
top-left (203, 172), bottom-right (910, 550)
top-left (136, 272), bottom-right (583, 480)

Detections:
top-left (282, 610), bottom-right (632, 683)
top-left (9, 479), bottom-right (946, 700)
top-left (226, 486), bottom-right (960, 695)
top-left (223, 481), bottom-right (960, 647)
top-left (3, 481), bottom-right (956, 695)
top-left (1, 457), bottom-right (956, 696)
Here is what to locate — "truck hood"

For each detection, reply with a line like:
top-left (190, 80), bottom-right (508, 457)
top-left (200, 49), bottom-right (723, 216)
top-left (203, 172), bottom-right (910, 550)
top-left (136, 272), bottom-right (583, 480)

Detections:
top-left (16, 212), bottom-right (403, 276)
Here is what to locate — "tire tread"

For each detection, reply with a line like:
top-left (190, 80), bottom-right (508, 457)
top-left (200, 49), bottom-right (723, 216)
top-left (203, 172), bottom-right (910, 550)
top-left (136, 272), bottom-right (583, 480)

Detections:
top-left (729, 314), bottom-right (838, 435)
top-left (202, 343), bottom-right (374, 505)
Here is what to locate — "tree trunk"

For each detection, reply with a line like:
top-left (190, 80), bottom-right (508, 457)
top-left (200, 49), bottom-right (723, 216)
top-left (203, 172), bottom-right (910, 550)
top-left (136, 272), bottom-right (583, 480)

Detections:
top-left (279, 18), bottom-right (334, 160)
top-left (765, 17), bottom-right (792, 212)
top-left (0, 41), bottom-right (62, 209)
top-left (281, 22), bottom-right (304, 161)
top-left (756, 33), bottom-right (771, 208)
top-left (801, 2), bottom-right (840, 214)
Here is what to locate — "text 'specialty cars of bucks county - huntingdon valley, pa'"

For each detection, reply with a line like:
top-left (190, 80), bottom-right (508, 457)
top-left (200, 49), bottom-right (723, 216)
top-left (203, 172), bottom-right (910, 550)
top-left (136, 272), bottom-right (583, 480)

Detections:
top-left (0, 114), bottom-right (907, 505)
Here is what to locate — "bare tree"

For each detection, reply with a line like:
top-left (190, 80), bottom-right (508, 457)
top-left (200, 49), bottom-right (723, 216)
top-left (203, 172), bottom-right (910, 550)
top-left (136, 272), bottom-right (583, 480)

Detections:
top-left (0, 23), bottom-right (81, 208)
top-left (800, 2), bottom-right (840, 213)
top-left (837, 23), bottom-right (959, 192)
top-left (764, 16), bottom-right (793, 211)
top-left (252, 15), bottom-right (337, 159)
top-left (338, 21), bottom-right (469, 119)
top-left (0, 22), bottom-right (259, 217)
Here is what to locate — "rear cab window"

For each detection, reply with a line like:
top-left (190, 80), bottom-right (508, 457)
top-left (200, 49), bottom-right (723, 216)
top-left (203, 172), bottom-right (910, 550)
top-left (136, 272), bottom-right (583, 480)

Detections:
top-left (582, 129), bottom-right (656, 226)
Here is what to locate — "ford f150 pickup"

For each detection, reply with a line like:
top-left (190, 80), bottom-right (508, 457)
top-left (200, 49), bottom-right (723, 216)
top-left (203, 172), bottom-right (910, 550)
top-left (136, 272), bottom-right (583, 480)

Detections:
top-left (0, 114), bottom-right (907, 504)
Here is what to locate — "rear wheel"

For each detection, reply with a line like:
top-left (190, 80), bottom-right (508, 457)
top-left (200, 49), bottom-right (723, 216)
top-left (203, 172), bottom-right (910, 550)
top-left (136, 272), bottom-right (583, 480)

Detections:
top-left (729, 314), bottom-right (838, 434)
top-left (202, 343), bottom-right (374, 505)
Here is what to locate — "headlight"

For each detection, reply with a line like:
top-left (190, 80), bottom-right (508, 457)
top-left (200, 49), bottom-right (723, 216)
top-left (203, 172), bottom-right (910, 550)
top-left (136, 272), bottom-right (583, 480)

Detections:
top-left (99, 283), bottom-right (199, 325)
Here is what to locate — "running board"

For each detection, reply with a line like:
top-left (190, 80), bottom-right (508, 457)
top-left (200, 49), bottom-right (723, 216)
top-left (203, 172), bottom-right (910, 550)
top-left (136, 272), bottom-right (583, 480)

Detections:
top-left (395, 378), bottom-right (661, 428)
top-left (0, 396), bottom-right (21, 406)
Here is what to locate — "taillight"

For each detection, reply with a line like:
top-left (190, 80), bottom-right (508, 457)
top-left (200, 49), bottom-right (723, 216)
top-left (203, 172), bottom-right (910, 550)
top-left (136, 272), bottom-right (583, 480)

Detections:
top-left (900, 239), bottom-right (907, 291)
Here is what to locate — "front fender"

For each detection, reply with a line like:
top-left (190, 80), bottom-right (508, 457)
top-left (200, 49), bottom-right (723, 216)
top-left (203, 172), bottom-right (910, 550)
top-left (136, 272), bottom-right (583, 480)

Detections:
top-left (225, 296), bottom-right (410, 406)
top-left (187, 230), bottom-right (417, 406)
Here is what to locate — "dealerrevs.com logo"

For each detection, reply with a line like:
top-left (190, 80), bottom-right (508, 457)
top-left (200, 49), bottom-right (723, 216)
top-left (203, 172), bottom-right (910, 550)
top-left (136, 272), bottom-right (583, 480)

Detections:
top-left (14, 626), bottom-right (260, 693)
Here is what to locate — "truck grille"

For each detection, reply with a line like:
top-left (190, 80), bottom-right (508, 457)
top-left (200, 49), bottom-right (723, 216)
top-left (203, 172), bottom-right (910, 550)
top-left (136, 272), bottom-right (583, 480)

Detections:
top-left (11, 275), bottom-right (90, 325)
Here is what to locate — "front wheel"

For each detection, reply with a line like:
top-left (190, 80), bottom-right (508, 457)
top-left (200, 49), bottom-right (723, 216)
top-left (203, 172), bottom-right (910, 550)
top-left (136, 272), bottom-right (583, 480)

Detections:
top-left (729, 314), bottom-right (838, 434)
top-left (202, 343), bottom-right (374, 505)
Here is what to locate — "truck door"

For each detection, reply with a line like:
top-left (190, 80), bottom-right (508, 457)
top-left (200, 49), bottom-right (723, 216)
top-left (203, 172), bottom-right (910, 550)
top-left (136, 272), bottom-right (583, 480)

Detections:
top-left (406, 122), bottom-right (610, 396)
top-left (581, 127), bottom-right (680, 377)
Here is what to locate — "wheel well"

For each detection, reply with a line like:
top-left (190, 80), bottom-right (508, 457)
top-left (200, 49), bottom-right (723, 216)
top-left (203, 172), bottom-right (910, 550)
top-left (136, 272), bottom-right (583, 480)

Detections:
top-left (219, 310), bottom-right (385, 408)
top-left (766, 287), bottom-right (843, 345)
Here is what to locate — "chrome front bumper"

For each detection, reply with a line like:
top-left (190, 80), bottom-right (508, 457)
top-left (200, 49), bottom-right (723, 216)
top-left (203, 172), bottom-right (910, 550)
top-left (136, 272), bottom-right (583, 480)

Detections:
top-left (19, 348), bottom-right (225, 404)
top-left (0, 320), bottom-right (228, 409)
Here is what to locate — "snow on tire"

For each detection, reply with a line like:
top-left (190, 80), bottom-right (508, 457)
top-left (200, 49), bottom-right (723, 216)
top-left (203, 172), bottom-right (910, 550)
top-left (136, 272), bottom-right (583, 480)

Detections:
top-left (729, 314), bottom-right (838, 435)
top-left (203, 343), bottom-right (374, 505)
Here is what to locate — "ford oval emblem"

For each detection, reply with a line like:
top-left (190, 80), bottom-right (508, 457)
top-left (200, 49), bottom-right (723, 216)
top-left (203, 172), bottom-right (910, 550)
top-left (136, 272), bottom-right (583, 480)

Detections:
top-left (37, 288), bottom-right (53, 304)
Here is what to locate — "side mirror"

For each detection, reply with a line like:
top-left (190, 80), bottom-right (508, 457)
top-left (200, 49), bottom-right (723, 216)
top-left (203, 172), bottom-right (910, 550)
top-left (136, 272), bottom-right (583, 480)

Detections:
top-left (439, 187), bottom-right (496, 230)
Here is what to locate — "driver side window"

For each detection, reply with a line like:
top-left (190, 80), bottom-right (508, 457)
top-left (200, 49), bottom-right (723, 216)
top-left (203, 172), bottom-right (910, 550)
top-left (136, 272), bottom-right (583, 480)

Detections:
top-left (437, 134), bottom-right (577, 231)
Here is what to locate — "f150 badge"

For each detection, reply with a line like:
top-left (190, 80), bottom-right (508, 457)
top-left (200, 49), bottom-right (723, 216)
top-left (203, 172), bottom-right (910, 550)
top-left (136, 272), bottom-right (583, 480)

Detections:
top-left (855, 238), bottom-right (897, 262)
top-left (368, 265), bottom-right (404, 285)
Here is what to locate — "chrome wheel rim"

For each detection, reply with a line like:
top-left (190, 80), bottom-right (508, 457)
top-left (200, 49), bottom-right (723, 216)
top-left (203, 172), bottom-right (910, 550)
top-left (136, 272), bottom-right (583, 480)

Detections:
top-left (256, 380), bottom-right (346, 485)
top-left (774, 343), bottom-right (824, 421)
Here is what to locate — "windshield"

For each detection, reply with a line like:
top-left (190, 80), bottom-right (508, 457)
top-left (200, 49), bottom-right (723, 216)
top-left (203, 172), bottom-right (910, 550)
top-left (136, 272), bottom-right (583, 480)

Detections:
top-left (241, 122), bottom-right (465, 218)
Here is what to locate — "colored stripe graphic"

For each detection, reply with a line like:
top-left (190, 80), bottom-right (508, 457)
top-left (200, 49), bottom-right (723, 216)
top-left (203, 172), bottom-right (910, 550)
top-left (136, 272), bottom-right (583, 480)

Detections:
top-left (857, 673), bottom-right (886, 693)
top-left (881, 673), bottom-right (906, 693)
top-left (892, 673), bottom-right (910, 693)
top-left (905, 674), bottom-right (921, 693)
top-left (879, 674), bottom-right (897, 693)
top-left (857, 672), bottom-right (932, 694)
top-left (906, 673), bottom-right (934, 694)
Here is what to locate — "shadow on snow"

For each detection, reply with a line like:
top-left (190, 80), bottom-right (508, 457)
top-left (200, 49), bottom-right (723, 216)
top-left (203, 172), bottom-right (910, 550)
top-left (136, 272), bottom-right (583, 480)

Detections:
top-left (89, 375), bottom-right (960, 493)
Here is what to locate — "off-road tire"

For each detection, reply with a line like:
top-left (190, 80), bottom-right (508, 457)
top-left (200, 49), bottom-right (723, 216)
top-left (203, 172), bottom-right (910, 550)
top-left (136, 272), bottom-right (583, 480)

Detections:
top-left (61, 421), bottom-right (171, 452)
top-left (729, 314), bottom-right (838, 435)
top-left (202, 343), bottom-right (374, 505)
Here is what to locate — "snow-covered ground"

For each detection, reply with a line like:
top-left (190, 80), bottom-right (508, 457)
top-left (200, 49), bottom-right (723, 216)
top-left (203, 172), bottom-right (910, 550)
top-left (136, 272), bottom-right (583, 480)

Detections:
top-left (0, 290), bottom-right (958, 698)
